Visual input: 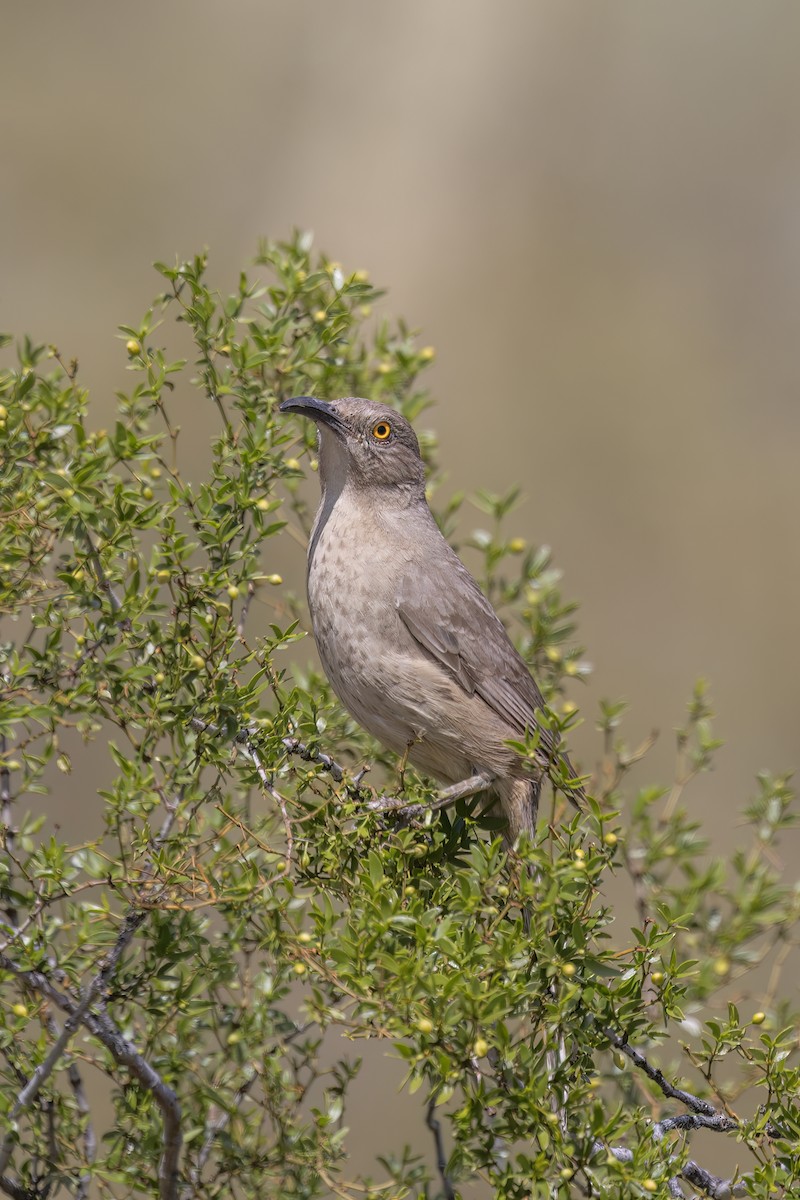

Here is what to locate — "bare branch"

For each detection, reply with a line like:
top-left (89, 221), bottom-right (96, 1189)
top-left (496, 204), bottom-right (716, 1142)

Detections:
top-left (67, 1061), bottom-right (94, 1199)
top-left (281, 735), bottom-right (351, 785)
top-left (1, 918), bottom-right (182, 1200)
top-left (0, 1174), bottom-right (32, 1200)
top-left (604, 1028), bottom-right (718, 1117)
top-left (425, 1097), bottom-right (455, 1200)
top-left (682, 1160), bottom-right (749, 1198)
top-left (366, 772), bottom-right (494, 818)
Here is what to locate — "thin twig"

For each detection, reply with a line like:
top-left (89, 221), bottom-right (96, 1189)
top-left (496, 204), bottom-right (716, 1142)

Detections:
top-left (186, 1069), bottom-right (257, 1193)
top-left (191, 718), bottom-right (293, 864)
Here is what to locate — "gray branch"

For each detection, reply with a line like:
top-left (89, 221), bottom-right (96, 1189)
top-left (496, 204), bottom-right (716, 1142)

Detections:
top-left (426, 1097), bottom-right (455, 1200)
top-left (598, 1029), bottom-right (750, 1200)
top-left (0, 917), bottom-right (182, 1200)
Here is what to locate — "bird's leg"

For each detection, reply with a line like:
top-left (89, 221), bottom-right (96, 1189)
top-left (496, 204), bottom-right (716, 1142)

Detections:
top-left (396, 735), bottom-right (419, 793)
top-left (366, 772), bottom-right (494, 819)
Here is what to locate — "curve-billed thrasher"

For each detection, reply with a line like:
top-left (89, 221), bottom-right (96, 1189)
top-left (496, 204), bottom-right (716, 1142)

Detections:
top-left (279, 396), bottom-right (581, 842)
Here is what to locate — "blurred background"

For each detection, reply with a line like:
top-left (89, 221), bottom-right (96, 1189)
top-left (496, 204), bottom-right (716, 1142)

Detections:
top-left (3, 0), bottom-right (800, 1184)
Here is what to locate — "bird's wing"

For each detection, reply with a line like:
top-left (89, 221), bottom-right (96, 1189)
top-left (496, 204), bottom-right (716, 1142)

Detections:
top-left (396, 555), bottom-right (558, 766)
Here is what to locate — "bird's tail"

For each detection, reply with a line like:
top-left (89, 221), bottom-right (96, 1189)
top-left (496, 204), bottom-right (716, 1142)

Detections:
top-left (497, 777), bottom-right (541, 848)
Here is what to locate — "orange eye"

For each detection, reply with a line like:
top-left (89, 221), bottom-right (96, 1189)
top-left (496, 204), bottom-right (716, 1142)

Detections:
top-left (372, 421), bottom-right (392, 441)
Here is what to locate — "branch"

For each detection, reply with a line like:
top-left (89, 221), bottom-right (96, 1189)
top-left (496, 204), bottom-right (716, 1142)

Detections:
top-left (0, 918), bottom-right (182, 1200)
top-left (604, 1028), bottom-right (718, 1116)
top-left (598, 1029), bottom-right (750, 1199)
top-left (0, 1175), bottom-right (32, 1200)
top-left (281, 735), bottom-right (351, 785)
top-left (185, 1069), bottom-right (257, 1194)
top-left (682, 1161), bottom-right (749, 1198)
top-left (190, 718), bottom-right (293, 863)
top-left (364, 772), bottom-right (494, 819)
top-left (426, 1097), bottom-right (455, 1200)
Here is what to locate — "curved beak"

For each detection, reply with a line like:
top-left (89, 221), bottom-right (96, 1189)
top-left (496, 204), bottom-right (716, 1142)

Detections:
top-left (279, 396), bottom-right (345, 435)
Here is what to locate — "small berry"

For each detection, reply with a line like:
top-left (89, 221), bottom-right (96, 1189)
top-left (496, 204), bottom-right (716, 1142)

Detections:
top-left (417, 1017), bottom-right (434, 1034)
top-left (126, 339), bottom-right (141, 356)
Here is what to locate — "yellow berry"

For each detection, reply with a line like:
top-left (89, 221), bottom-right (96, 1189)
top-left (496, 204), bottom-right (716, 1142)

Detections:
top-left (11, 1003), bottom-right (28, 1018)
top-left (561, 963), bottom-right (577, 978)
top-left (545, 646), bottom-right (561, 662)
top-left (508, 537), bottom-right (526, 554)
top-left (713, 957), bottom-right (730, 977)
top-left (156, 570), bottom-right (171, 583)
top-left (293, 962), bottom-right (307, 975)
top-left (643, 1182), bottom-right (657, 1194)
top-left (191, 654), bottom-right (204, 670)
top-left (227, 585), bottom-right (240, 599)
top-left (256, 498), bottom-right (270, 511)
top-left (75, 634), bottom-right (85, 645)
top-left (560, 1168), bottom-right (574, 1180)
top-left (126, 339), bottom-right (141, 355)
top-left (297, 931), bottom-right (313, 944)
top-left (574, 848), bottom-right (585, 859)
top-left (285, 457), bottom-right (301, 471)
top-left (565, 660), bottom-right (579, 676)
top-left (417, 1017), bottom-right (434, 1034)
top-left (312, 309), bottom-right (326, 323)
top-left (0, 405), bottom-right (7, 419)
top-left (149, 466), bottom-right (162, 479)
top-left (650, 971), bottom-right (665, 985)
top-left (603, 832), bottom-right (618, 847)
top-left (226, 1031), bottom-right (241, 1045)
top-left (562, 700), bottom-right (577, 715)
top-left (266, 574), bottom-right (283, 586)
top-left (472, 1037), bottom-right (489, 1058)
top-left (751, 1011), bottom-right (766, 1025)
top-left (142, 486), bottom-right (154, 500)
top-left (419, 346), bottom-right (435, 360)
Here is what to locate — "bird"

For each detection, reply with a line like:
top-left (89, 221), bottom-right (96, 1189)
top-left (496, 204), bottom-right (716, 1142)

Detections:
top-left (279, 395), bottom-right (581, 844)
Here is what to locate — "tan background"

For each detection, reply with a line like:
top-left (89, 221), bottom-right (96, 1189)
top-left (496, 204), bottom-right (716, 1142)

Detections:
top-left (3, 0), bottom-right (800, 1187)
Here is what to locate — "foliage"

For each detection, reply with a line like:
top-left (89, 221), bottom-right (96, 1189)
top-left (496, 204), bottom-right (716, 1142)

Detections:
top-left (0, 236), bottom-right (798, 1199)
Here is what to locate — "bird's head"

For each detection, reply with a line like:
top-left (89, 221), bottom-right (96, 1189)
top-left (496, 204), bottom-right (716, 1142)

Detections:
top-left (279, 396), bottom-right (426, 494)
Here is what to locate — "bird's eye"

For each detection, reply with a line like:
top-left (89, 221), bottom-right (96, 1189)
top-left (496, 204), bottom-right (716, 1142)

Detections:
top-left (372, 421), bottom-right (392, 441)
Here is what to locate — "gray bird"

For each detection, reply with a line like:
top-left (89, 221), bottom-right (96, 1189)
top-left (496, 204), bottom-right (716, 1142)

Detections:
top-left (279, 395), bottom-right (580, 843)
